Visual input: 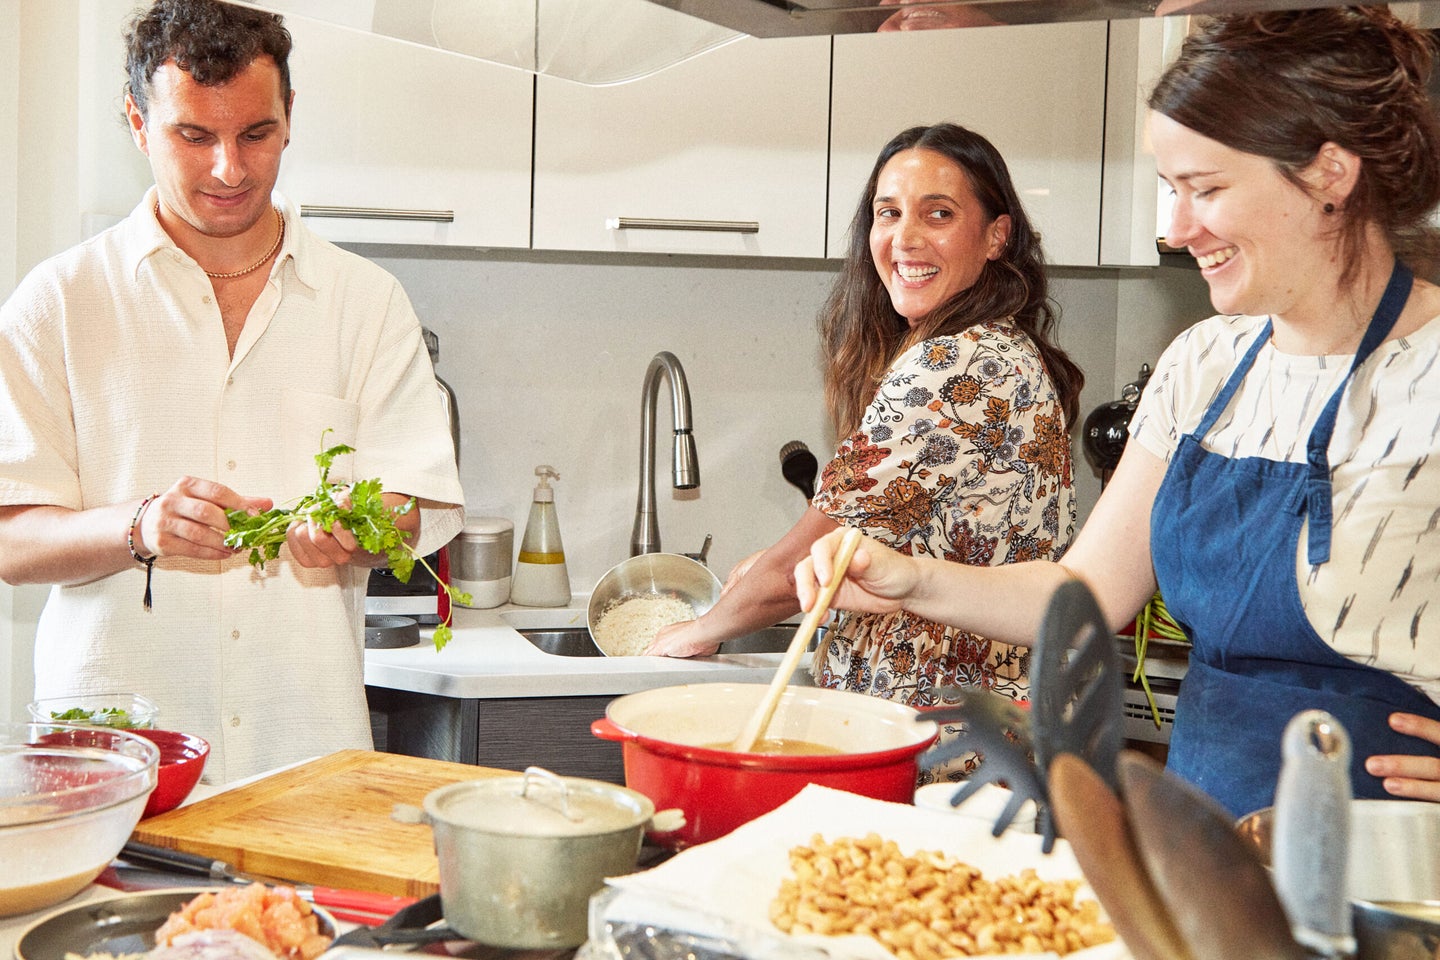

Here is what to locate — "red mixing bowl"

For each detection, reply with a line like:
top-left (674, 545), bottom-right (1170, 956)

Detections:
top-left (123, 729), bottom-right (210, 817)
top-left (591, 683), bottom-right (938, 848)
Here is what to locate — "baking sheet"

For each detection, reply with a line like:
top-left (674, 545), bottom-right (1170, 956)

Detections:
top-left (14, 889), bottom-right (337, 960)
top-left (601, 784), bottom-right (1130, 960)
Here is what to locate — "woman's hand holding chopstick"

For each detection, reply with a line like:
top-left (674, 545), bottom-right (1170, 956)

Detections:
top-left (795, 528), bottom-right (917, 616)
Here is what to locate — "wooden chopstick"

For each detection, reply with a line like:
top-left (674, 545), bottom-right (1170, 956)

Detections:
top-left (730, 527), bottom-right (864, 753)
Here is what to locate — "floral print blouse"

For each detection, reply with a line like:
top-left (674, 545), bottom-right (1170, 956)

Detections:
top-left (811, 320), bottom-right (1077, 781)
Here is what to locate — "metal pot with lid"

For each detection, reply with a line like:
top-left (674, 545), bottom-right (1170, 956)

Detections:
top-left (393, 767), bottom-right (667, 948)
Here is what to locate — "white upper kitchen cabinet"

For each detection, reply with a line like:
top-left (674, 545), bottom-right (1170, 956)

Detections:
top-left (532, 36), bottom-right (831, 258)
top-left (829, 22), bottom-right (1109, 266)
top-left (276, 15), bottom-right (533, 249)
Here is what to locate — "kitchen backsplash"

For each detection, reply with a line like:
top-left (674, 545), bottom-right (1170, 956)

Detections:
top-left (363, 247), bottom-right (1211, 594)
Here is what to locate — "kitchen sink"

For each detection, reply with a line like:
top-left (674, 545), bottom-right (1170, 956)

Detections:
top-left (518, 624), bottom-right (822, 658)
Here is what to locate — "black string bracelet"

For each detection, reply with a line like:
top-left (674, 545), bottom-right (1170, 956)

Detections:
top-left (128, 494), bottom-right (159, 610)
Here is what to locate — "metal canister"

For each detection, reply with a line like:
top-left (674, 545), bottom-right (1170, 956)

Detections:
top-left (449, 516), bottom-right (514, 609)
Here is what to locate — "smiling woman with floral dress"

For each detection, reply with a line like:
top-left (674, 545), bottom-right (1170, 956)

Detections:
top-left (647, 123), bottom-right (1083, 782)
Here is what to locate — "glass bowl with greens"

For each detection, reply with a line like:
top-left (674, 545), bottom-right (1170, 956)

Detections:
top-left (27, 692), bottom-right (160, 730)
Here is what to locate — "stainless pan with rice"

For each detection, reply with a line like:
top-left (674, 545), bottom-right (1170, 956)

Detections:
top-left (586, 554), bottom-right (722, 657)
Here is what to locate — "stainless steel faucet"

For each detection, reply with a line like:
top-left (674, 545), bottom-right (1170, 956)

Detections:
top-left (631, 351), bottom-right (698, 556)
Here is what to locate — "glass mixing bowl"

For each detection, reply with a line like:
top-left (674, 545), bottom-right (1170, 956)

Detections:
top-left (1, 723), bottom-right (159, 916)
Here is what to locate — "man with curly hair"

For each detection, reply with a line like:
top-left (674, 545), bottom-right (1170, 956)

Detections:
top-left (0, 0), bottom-right (464, 783)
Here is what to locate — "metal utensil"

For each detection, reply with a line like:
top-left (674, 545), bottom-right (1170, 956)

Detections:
top-left (1048, 752), bottom-right (1193, 960)
top-left (1352, 900), bottom-right (1440, 960)
top-left (1273, 709), bottom-right (1355, 959)
top-left (1118, 750), bottom-right (1305, 960)
top-left (731, 527), bottom-right (862, 752)
top-left (14, 888), bottom-right (337, 960)
top-left (116, 841), bottom-right (417, 923)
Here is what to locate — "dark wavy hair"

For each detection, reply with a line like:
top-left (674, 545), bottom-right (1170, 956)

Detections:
top-left (819, 123), bottom-right (1084, 437)
top-left (125, 0), bottom-right (293, 119)
top-left (1149, 7), bottom-right (1440, 287)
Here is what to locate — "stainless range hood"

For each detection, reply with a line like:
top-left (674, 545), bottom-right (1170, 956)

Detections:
top-left (639, 0), bottom-right (1440, 35)
top-left (233, 0), bottom-right (1440, 84)
top-left (229, 0), bottom-right (745, 85)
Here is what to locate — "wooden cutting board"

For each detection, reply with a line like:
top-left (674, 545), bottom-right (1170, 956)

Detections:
top-left (131, 750), bottom-right (511, 896)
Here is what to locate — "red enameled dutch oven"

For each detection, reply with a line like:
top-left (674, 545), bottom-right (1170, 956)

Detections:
top-left (591, 683), bottom-right (939, 848)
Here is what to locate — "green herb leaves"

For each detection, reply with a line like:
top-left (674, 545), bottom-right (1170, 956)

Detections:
top-left (224, 431), bottom-right (470, 651)
top-left (50, 706), bottom-right (137, 727)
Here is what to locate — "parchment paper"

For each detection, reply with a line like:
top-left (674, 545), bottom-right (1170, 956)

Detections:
top-left (600, 784), bottom-right (1131, 960)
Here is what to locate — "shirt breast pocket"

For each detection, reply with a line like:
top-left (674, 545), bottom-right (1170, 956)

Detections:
top-left (280, 390), bottom-right (361, 501)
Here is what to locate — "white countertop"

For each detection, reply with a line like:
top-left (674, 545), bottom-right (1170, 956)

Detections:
top-left (363, 598), bottom-right (806, 699)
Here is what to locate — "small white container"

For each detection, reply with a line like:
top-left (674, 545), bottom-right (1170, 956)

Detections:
top-left (450, 516), bottom-right (514, 609)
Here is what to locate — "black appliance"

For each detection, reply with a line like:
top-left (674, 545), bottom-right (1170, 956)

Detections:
top-left (364, 328), bottom-right (460, 627)
top-left (1081, 363), bottom-right (1151, 482)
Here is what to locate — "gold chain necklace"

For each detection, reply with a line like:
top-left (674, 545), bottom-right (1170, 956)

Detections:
top-left (155, 203), bottom-right (285, 280)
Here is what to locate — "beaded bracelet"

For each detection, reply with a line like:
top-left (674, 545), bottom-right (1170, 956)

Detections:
top-left (128, 493), bottom-right (159, 611)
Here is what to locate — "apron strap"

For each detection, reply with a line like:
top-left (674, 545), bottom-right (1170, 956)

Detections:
top-left (1304, 261), bottom-right (1414, 564)
top-left (1194, 320), bottom-right (1274, 438)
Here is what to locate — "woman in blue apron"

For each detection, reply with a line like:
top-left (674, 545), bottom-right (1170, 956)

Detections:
top-left (796, 7), bottom-right (1440, 817)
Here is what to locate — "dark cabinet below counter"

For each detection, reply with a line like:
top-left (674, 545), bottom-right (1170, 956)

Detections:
top-left (366, 687), bottom-right (625, 784)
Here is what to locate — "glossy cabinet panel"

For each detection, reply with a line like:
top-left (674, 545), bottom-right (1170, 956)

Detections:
top-left (277, 15), bottom-right (533, 249)
top-left (829, 22), bottom-right (1108, 266)
top-left (533, 36), bottom-right (831, 257)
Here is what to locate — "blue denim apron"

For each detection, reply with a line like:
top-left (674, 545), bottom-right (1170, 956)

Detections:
top-left (1152, 262), bottom-right (1440, 818)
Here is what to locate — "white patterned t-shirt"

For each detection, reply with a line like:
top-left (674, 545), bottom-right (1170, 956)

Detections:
top-left (1129, 311), bottom-right (1440, 703)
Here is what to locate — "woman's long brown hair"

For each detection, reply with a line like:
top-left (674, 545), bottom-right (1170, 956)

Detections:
top-left (819, 123), bottom-right (1083, 438)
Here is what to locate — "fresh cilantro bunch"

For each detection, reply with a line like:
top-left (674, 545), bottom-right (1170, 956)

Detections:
top-left (224, 431), bottom-right (470, 651)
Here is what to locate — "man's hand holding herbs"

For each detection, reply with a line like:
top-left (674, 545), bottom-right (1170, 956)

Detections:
top-left (285, 490), bottom-right (418, 569)
top-left (136, 477), bottom-right (273, 562)
top-left (224, 432), bottom-right (470, 650)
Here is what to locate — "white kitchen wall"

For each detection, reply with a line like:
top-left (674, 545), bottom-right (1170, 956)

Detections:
top-left (1114, 264), bottom-right (1215, 390)
top-left (360, 246), bottom-right (1209, 594)
top-left (1, 0), bottom-right (18, 295)
top-left (0, 0), bottom-right (39, 726)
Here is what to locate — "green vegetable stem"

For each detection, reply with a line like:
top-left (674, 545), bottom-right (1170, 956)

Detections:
top-left (1131, 590), bottom-right (1188, 729)
top-left (224, 430), bottom-right (471, 651)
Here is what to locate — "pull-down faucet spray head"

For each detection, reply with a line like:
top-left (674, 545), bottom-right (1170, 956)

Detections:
top-left (632, 351), bottom-right (699, 556)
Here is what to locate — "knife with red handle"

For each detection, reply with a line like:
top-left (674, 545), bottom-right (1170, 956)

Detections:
top-left (111, 841), bottom-right (418, 925)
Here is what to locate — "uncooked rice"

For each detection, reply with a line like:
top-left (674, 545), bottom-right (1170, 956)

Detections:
top-left (593, 594), bottom-right (696, 656)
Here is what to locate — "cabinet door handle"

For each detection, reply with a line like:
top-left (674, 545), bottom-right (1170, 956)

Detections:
top-left (300, 205), bottom-right (455, 223)
top-left (605, 217), bottom-right (759, 234)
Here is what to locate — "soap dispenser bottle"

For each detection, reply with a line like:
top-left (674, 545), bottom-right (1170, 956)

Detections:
top-left (509, 465), bottom-right (571, 607)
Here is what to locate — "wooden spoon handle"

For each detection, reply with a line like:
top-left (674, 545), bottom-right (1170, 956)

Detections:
top-left (731, 527), bottom-right (863, 753)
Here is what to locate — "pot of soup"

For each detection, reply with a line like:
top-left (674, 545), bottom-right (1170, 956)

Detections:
top-left (590, 683), bottom-right (939, 848)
